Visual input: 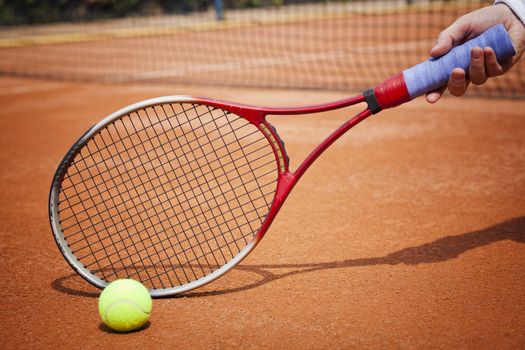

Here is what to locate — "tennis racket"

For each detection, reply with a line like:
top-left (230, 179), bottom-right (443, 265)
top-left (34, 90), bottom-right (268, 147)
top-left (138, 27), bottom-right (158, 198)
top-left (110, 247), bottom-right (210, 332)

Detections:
top-left (49, 24), bottom-right (515, 297)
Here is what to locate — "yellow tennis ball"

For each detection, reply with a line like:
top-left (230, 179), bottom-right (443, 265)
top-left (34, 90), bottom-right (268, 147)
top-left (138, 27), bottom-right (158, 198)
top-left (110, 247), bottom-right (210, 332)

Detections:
top-left (98, 279), bottom-right (152, 332)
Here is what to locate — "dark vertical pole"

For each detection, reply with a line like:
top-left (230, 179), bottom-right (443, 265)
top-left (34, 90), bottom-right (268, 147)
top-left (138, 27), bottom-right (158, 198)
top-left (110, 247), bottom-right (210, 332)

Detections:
top-left (214, 0), bottom-right (224, 20)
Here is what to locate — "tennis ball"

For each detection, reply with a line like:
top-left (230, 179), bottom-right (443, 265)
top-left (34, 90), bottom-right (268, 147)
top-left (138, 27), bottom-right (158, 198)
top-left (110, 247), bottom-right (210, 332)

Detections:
top-left (98, 279), bottom-right (152, 332)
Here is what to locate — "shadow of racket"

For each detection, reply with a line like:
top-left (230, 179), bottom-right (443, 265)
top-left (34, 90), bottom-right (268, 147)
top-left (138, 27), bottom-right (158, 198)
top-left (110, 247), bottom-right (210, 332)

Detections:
top-left (52, 216), bottom-right (524, 298)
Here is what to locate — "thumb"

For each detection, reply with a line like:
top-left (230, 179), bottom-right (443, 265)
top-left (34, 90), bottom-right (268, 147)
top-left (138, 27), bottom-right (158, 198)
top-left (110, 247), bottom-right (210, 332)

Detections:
top-left (430, 16), bottom-right (472, 57)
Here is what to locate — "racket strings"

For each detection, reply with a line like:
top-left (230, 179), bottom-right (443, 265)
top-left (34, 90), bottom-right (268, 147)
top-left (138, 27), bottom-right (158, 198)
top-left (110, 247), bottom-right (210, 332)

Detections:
top-left (57, 103), bottom-right (278, 289)
top-left (74, 135), bottom-right (276, 282)
top-left (116, 229), bottom-right (258, 285)
top-left (76, 177), bottom-right (277, 268)
top-left (60, 139), bottom-right (273, 234)
top-left (70, 166), bottom-right (277, 257)
top-left (97, 200), bottom-right (272, 286)
top-left (84, 106), bottom-right (268, 282)
top-left (66, 135), bottom-right (178, 286)
top-left (59, 111), bottom-right (263, 198)
top-left (100, 104), bottom-right (244, 284)
top-left (65, 160), bottom-right (276, 247)
top-left (63, 105), bottom-right (262, 286)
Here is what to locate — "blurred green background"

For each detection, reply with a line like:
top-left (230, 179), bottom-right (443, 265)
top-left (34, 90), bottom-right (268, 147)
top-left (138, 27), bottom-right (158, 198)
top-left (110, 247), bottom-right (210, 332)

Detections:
top-left (0, 0), bottom-right (301, 25)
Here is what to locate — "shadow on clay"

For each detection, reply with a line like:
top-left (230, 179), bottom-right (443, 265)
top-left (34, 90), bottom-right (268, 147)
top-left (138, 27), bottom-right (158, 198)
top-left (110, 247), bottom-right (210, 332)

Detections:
top-left (51, 216), bottom-right (524, 299)
top-left (98, 321), bottom-right (150, 334)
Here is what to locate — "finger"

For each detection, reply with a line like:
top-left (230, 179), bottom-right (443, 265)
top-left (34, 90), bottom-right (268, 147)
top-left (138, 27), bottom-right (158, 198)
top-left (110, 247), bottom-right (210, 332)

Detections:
top-left (448, 68), bottom-right (468, 97)
top-left (425, 86), bottom-right (447, 103)
top-left (483, 47), bottom-right (504, 77)
top-left (469, 47), bottom-right (487, 85)
top-left (430, 16), bottom-right (472, 57)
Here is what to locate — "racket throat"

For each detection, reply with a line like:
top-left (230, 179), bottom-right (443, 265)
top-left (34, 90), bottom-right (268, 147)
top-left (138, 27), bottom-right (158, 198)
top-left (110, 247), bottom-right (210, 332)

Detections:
top-left (255, 171), bottom-right (296, 240)
top-left (275, 171), bottom-right (297, 206)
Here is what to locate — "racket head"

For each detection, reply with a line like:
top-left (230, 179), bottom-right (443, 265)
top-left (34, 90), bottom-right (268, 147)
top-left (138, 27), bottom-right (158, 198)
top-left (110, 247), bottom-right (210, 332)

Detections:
top-left (49, 96), bottom-right (288, 297)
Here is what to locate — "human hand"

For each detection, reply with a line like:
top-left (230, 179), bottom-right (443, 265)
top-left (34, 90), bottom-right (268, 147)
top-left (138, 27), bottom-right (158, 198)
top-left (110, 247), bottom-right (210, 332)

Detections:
top-left (426, 4), bottom-right (525, 103)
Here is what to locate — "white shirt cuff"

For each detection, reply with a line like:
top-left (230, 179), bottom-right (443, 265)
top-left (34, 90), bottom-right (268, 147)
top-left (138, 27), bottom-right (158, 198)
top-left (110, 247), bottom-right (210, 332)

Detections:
top-left (494, 0), bottom-right (525, 26)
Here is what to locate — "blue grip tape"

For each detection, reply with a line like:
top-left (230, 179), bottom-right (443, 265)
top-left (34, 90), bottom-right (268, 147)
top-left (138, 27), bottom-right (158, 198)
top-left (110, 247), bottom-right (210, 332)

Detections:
top-left (403, 24), bottom-right (515, 99)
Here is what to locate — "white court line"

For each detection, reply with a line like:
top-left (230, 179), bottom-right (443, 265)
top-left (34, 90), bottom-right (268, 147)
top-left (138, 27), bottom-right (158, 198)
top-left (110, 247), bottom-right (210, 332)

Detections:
top-left (132, 39), bottom-right (431, 81)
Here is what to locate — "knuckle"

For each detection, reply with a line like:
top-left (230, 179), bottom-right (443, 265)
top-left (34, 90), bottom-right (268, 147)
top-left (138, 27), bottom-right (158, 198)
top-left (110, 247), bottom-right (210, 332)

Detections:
top-left (470, 61), bottom-right (483, 72)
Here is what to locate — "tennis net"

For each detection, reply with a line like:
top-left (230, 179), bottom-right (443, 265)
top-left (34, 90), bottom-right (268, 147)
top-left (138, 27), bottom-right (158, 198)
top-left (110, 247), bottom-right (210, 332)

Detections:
top-left (0, 0), bottom-right (523, 98)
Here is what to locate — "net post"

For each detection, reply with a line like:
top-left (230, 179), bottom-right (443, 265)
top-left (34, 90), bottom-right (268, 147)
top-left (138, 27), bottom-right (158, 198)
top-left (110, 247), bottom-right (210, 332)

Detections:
top-left (214, 0), bottom-right (224, 21)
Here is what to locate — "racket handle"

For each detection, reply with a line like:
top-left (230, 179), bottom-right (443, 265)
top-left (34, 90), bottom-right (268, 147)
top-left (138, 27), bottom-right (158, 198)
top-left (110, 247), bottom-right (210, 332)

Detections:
top-left (365, 24), bottom-right (515, 113)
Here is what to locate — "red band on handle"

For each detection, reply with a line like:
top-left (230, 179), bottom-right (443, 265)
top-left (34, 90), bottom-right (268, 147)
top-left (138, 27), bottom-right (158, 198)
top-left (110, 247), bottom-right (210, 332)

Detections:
top-left (373, 73), bottom-right (411, 110)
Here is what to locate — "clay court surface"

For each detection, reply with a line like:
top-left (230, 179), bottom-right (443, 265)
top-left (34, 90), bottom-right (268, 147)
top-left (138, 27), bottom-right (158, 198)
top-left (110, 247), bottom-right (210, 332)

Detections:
top-left (0, 75), bottom-right (524, 348)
